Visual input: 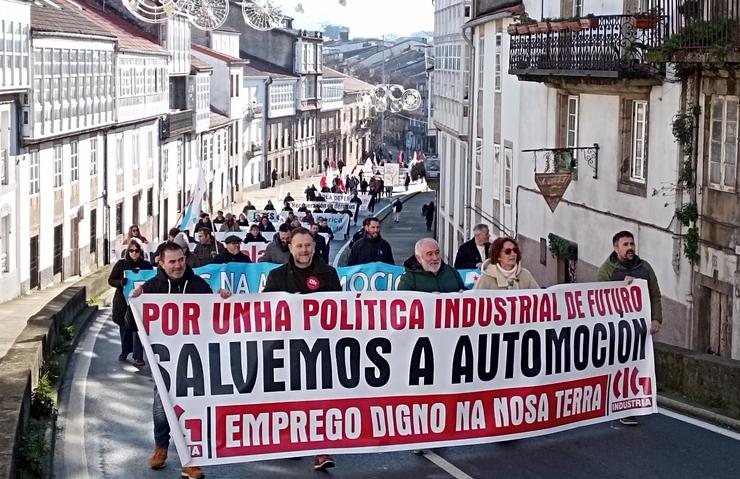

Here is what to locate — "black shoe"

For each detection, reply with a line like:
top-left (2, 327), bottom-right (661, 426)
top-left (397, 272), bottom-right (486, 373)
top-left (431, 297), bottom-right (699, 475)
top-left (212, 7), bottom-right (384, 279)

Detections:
top-left (620, 416), bottom-right (639, 426)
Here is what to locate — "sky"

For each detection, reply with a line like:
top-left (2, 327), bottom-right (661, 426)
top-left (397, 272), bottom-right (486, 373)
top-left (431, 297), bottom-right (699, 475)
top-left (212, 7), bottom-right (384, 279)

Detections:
top-left (273, 0), bottom-right (434, 38)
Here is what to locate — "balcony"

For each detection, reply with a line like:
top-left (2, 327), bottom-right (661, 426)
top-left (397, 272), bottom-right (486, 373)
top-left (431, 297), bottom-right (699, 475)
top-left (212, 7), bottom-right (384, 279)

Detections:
top-left (161, 110), bottom-right (194, 140)
top-left (508, 15), bottom-right (666, 80)
top-left (659, 0), bottom-right (740, 62)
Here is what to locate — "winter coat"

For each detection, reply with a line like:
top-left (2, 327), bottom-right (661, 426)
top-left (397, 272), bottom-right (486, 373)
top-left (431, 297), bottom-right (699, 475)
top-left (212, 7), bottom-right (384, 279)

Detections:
top-left (258, 221), bottom-right (276, 232)
top-left (244, 233), bottom-right (269, 243)
top-left (313, 233), bottom-right (329, 263)
top-left (263, 255), bottom-right (341, 294)
top-left (347, 235), bottom-right (394, 266)
top-left (219, 221), bottom-right (241, 233)
top-left (474, 259), bottom-right (539, 290)
top-left (392, 200), bottom-right (403, 213)
top-left (108, 254), bottom-right (153, 326)
top-left (125, 266), bottom-right (211, 331)
top-left (397, 256), bottom-right (464, 293)
top-left (193, 239), bottom-right (225, 267)
top-left (597, 252), bottom-right (663, 323)
top-left (259, 236), bottom-right (291, 264)
top-left (454, 238), bottom-right (491, 270)
top-left (213, 250), bottom-right (253, 264)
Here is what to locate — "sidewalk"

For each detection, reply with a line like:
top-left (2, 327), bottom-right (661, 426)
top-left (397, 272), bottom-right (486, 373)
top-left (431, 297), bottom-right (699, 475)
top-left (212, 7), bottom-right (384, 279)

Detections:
top-left (0, 280), bottom-right (80, 361)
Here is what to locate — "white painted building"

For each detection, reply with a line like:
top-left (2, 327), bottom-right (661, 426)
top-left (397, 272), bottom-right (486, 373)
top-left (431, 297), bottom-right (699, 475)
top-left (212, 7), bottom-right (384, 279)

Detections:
top-left (0, 0), bottom-right (31, 301)
top-left (241, 68), bottom-right (267, 190)
top-left (454, 0), bottom-right (694, 351)
top-left (431, 0), bottom-right (472, 262)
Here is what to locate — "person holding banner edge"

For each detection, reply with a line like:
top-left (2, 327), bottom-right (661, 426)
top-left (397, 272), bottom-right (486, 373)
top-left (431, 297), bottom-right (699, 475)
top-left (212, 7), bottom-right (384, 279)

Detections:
top-left (129, 242), bottom-right (232, 479)
top-left (262, 227), bottom-right (341, 470)
top-left (597, 230), bottom-right (662, 427)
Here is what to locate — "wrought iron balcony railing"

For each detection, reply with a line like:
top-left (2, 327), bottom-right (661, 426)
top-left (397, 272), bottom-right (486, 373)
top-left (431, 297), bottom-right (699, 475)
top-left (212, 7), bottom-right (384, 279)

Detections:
top-left (508, 14), bottom-right (667, 78)
top-left (658, 0), bottom-right (740, 52)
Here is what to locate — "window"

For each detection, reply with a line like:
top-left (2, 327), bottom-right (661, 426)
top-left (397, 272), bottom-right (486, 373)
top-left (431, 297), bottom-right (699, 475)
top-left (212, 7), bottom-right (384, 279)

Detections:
top-left (147, 188), bottom-right (154, 217)
top-left (53, 144), bottom-right (63, 188)
top-left (0, 110), bottom-right (9, 186)
top-left (162, 148), bottom-right (169, 183)
top-left (70, 139), bottom-right (79, 182)
top-left (493, 143), bottom-right (501, 200)
top-left (477, 33), bottom-right (485, 137)
top-left (631, 100), bottom-right (648, 182)
top-left (0, 215), bottom-right (9, 273)
top-left (147, 131), bottom-right (154, 180)
top-left (90, 137), bottom-right (98, 176)
top-left (89, 208), bottom-right (97, 254)
top-left (573, 0), bottom-right (583, 17)
top-left (494, 33), bottom-right (502, 92)
top-left (29, 151), bottom-right (39, 195)
top-left (709, 96), bottom-right (738, 192)
top-left (132, 131), bottom-right (140, 168)
top-left (116, 135), bottom-right (124, 173)
top-left (567, 96), bottom-right (579, 149)
top-left (53, 224), bottom-right (63, 275)
top-left (115, 202), bottom-right (123, 235)
top-left (504, 147), bottom-right (512, 205)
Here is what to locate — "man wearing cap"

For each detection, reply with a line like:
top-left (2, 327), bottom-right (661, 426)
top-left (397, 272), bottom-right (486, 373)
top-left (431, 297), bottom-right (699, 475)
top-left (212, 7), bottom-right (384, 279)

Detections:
top-left (214, 235), bottom-right (253, 264)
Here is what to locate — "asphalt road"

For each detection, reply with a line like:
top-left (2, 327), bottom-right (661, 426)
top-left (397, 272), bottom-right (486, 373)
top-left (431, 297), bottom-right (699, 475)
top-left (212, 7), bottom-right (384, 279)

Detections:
top-left (54, 309), bottom-right (740, 479)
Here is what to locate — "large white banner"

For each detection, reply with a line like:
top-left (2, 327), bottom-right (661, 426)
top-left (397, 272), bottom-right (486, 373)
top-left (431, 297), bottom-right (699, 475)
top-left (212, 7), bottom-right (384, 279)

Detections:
top-left (130, 281), bottom-right (657, 467)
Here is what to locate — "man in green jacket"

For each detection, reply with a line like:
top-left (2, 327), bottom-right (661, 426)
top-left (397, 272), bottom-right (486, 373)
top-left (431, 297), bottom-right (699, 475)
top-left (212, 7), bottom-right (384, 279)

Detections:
top-left (597, 230), bottom-right (662, 426)
top-left (398, 238), bottom-right (465, 292)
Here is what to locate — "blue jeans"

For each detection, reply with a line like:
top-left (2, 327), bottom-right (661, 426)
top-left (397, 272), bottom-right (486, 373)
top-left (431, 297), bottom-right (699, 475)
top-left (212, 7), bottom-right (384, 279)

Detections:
top-left (119, 323), bottom-right (143, 361)
top-left (153, 387), bottom-right (170, 448)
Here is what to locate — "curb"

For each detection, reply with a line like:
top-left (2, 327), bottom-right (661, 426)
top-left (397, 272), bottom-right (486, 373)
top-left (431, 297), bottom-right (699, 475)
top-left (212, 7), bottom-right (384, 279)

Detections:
top-left (658, 394), bottom-right (740, 431)
top-left (333, 189), bottom-right (423, 268)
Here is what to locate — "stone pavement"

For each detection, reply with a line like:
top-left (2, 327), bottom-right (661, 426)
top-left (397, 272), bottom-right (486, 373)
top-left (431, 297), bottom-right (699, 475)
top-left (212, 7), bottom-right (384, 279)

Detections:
top-left (378, 190), bottom-right (437, 266)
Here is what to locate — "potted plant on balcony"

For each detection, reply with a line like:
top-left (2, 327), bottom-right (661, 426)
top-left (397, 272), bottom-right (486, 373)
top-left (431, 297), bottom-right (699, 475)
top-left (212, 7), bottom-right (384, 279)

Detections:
top-left (507, 23), bottom-right (519, 35)
top-left (579, 14), bottom-right (599, 29)
top-left (550, 18), bottom-right (567, 32)
top-left (536, 18), bottom-right (552, 33)
top-left (631, 12), bottom-right (658, 29)
top-left (565, 17), bottom-right (582, 32)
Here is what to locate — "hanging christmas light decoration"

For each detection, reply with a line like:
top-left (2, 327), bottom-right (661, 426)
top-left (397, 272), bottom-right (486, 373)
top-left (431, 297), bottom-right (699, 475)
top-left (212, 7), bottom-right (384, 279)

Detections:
top-left (183, 0), bottom-right (230, 31)
top-left (241, 0), bottom-right (284, 31)
top-left (357, 84), bottom-right (423, 112)
top-left (123, 0), bottom-right (188, 24)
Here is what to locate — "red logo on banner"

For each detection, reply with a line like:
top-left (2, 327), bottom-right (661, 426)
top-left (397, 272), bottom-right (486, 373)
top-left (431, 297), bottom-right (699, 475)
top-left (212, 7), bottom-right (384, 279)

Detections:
top-left (306, 276), bottom-right (320, 291)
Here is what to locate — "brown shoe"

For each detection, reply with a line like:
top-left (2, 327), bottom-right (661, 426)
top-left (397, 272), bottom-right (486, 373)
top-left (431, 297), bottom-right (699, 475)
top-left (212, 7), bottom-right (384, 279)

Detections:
top-left (313, 454), bottom-right (335, 470)
top-left (149, 447), bottom-right (167, 469)
top-left (181, 466), bottom-right (205, 479)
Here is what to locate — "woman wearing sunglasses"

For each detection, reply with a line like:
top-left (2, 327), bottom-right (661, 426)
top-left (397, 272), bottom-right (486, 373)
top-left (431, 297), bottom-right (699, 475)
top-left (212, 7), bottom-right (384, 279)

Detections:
top-left (474, 237), bottom-right (539, 290)
top-left (107, 239), bottom-right (154, 366)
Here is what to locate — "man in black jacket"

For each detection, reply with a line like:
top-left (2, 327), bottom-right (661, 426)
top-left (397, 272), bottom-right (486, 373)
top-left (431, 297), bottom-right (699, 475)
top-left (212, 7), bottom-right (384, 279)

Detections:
top-left (454, 224), bottom-right (491, 270)
top-left (347, 217), bottom-right (395, 266)
top-left (262, 228), bottom-right (340, 471)
top-left (310, 223), bottom-right (329, 263)
top-left (213, 235), bottom-right (252, 264)
top-left (130, 242), bottom-right (216, 479)
top-left (317, 217), bottom-right (334, 242)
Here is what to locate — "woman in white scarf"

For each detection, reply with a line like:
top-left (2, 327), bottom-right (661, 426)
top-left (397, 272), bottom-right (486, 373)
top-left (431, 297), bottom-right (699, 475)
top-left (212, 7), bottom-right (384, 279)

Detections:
top-left (474, 237), bottom-right (539, 290)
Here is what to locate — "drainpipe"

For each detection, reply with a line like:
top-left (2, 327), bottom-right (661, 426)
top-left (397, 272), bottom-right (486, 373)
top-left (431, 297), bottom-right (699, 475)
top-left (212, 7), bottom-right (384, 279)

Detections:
top-left (102, 130), bottom-right (110, 265)
top-left (462, 6), bottom-right (476, 243)
top-left (262, 77), bottom-right (272, 188)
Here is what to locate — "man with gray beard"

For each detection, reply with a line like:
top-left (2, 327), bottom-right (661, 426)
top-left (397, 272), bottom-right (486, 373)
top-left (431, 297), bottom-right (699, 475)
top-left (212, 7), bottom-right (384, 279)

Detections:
top-left (397, 238), bottom-right (464, 292)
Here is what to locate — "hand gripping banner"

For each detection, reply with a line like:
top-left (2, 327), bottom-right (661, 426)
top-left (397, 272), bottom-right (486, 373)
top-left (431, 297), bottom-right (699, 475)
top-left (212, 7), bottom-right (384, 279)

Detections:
top-left (129, 281), bottom-right (657, 467)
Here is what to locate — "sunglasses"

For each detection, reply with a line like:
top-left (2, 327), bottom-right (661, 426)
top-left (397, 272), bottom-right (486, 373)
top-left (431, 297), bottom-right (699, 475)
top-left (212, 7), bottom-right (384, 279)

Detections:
top-left (129, 249), bottom-right (141, 254)
top-left (502, 247), bottom-right (520, 256)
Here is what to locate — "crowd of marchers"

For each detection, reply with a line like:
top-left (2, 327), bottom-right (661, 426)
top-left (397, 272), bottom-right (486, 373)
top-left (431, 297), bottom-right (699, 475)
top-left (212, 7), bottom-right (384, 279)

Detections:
top-left (104, 180), bottom-right (662, 479)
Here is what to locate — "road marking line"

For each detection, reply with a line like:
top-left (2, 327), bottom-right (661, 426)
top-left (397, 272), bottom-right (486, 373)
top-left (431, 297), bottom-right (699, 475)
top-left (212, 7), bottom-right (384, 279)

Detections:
top-left (659, 407), bottom-right (740, 441)
top-left (61, 311), bottom-right (106, 479)
top-left (422, 450), bottom-right (475, 479)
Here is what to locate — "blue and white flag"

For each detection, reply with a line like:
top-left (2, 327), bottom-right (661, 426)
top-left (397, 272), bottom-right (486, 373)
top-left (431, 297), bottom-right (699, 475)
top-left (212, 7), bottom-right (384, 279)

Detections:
top-left (179, 166), bottom-right (207, 231)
